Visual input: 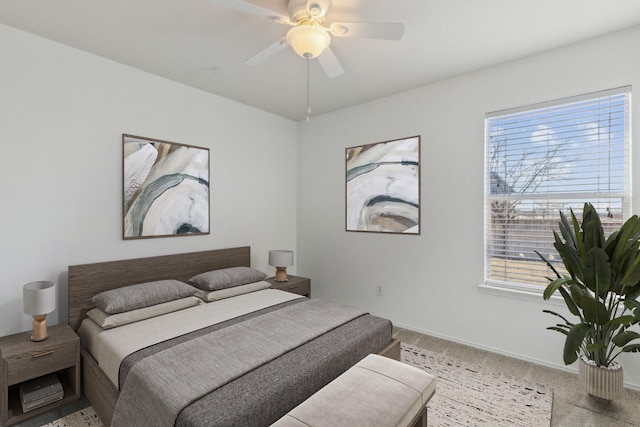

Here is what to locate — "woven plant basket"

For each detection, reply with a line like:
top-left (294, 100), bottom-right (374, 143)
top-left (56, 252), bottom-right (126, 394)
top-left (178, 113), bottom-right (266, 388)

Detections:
top-left (578, 356), bottom-right (624, 400)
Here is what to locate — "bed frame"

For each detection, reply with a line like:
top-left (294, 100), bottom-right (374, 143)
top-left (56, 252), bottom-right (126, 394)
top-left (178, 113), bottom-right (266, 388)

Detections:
top-left (67, 246), bottom-right (400, 425)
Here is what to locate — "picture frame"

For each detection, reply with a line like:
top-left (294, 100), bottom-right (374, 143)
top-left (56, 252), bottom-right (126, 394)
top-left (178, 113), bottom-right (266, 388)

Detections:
top-left (122, 134), bottom-right (210, 240)
top-left (345, 135), bottom-right (420, 234)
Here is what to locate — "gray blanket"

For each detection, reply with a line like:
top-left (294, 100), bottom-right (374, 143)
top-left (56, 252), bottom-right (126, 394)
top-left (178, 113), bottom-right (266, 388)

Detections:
top-left (176, 314), bottom-right (392, 427)
top-left (110, 299), bottom-right (366, 427)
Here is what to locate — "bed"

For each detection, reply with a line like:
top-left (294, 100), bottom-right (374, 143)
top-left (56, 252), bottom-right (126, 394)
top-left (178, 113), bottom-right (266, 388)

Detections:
top-left (68, 246), bottom-right (400, 426)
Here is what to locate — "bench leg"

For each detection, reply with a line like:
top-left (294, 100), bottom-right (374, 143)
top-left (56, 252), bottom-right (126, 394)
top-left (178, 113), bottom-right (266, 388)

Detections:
top-left (410, 406), bottom-right (428, 427)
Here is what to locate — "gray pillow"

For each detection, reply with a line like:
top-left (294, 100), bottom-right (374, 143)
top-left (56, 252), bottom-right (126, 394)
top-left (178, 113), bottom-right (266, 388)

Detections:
top-left (92, 279), bottom-right (198, 314)
top-left (189, 266), bottom-right (266, 291)
top-left (194, 281), bottom-right (270, 302)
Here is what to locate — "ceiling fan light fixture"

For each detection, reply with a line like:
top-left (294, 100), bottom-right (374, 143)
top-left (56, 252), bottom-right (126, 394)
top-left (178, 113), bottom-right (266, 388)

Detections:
top-left (286, 25), bottom-right (331, 59)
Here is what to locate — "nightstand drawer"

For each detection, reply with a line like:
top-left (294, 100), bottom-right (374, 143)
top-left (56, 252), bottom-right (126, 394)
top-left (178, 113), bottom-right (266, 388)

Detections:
top-left (6, 343), bottom-right (77, 386)
top-left (272, 280), bottom-right (310, 296)
top-left (265, 275), bottom-right (311, 296)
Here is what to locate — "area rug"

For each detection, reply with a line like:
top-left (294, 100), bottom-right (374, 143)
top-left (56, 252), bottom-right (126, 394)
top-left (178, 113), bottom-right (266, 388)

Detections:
top-left (41, 406), bottom-right (103, 427)
top-left (43, 342), bottom-right (553, 427)
top-left (401, 342), bottom-right (553, 426)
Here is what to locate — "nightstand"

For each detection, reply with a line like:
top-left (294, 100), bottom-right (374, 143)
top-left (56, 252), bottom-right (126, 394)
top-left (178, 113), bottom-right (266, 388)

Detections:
top-left (0, 323), bottom-right (80, 426)
top-left (266, 275), bottom-right (311, 297)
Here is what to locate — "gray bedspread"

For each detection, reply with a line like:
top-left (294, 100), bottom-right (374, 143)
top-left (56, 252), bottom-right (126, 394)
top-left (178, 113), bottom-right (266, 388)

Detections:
top-left (111, 299), bottom-right (370, 427)
top-left (178, 313), bottom-right (392, 427)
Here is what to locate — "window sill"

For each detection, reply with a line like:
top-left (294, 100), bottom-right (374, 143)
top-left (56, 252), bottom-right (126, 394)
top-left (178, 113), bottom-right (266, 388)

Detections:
top-left (479, 281), bottom-right (565, 306)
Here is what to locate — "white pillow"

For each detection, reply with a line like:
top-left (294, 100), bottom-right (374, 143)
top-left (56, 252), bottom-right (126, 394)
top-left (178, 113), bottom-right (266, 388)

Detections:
top-left (86, 296), bottom-right (202, 329)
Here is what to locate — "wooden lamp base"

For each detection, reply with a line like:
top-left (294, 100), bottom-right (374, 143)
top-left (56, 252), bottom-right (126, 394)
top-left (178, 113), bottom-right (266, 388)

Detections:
top-left (31, 314), bottom-right (49, 341)
top-left (275, 267), bottom-right (288, 282)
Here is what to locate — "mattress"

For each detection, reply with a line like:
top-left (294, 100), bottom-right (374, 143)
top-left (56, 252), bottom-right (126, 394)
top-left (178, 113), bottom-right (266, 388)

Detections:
top-left (79, 289), bottom-right (393, 426)
top-left (78, 288), bottom-right (303, 387)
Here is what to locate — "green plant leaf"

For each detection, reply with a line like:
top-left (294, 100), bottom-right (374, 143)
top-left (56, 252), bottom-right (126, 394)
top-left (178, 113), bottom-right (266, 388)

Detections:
top-left (604, 229), bottom-right (620, 258)
top-left (568, 282), bottom-right (589, 306)
top-left (534, 250), bottom-right (563, 279)
top-left (568, 283), bottom-right (587, 308)
top-left (621, 343), bottom-right (640, 353)
top-left (623, 299), bottom-right (640, 323)
top-left (581, 295), bottom-right (609, 325)
top-left (623, 299), bottom-right (640, 311)
top-left (624, 285), bottom-right (640, 301)
top-left (553, 323), bottom-right (571, 330)
top-left (554, 242), bottom-right (584, 282)
top-left (559, 210), bottom-right (578, 250)
top-left (619, 253), bottom-right (640, 288)
top-left (558, 286), bottom-right (580, 316)
top-left (612, 330), bottom-right (640, 347)
top-left (569, 208), bottom-right (584, 257)
top-left (564, 323), bottom-right (591, 365)
top-left (583, 247), bottom-right (611, 296)
top-left (611, 215), bottom-right (640, 272)
top-left (543, 277), bottom-right (574, 300)
top-left (581, 204), bottom-right (603, 252)
top-left (543, 309), bottom-right (573, 325)
top-left (606, 315), bottom-right (636, 329)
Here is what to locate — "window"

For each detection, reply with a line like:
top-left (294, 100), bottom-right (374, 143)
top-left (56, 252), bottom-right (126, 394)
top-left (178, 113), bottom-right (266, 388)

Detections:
top-left (484, 87), bottom-right (631, 293)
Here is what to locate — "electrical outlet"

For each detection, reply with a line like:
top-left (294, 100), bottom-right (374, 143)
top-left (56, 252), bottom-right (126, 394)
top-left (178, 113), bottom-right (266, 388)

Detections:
top-left (376, 284), bottom-right (383, 296)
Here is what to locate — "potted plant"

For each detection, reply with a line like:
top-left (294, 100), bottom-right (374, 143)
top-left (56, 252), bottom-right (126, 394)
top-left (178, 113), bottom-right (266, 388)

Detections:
top-left (537, 203), bottom-right (640, 400)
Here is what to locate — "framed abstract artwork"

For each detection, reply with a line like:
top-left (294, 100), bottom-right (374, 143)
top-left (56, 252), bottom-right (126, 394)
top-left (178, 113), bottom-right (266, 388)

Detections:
top-left (345, 135), bottom-right (420, 234)
top-left (122, 134), bottom-right (210, 239)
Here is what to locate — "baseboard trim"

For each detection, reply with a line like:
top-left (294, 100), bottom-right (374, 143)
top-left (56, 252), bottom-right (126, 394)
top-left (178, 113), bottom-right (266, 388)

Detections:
top-left (393, 321), bottom-right (640, 392)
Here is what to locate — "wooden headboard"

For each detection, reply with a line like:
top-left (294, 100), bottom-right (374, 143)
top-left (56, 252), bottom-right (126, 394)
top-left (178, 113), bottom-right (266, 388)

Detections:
top-left (68, 246), bottom-right (251, 331)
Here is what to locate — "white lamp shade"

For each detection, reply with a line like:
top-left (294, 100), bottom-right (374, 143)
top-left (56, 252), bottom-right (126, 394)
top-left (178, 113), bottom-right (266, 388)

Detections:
top-left (23, 281), bottom-right (56, 315)
top-left (269, 250), bottom-right (294, 267)
top-left (286, 25), bottom-right (331, 58)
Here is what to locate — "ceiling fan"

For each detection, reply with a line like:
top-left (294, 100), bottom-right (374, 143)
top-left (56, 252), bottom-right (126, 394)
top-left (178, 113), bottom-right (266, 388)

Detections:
top-left (214, 0), bottom-right (405, 78)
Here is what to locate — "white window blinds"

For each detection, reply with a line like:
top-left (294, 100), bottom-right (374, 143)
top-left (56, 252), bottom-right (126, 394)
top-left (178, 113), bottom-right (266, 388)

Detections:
top-left (484, 87), bottom-right (631, 290)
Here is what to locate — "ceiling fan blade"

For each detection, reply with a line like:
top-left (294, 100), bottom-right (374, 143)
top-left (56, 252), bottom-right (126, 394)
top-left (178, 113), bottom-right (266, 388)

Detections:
top-left (212, 0), bottom-right (291, 24)
top-left (329, 22), bottom-right (404, 40)
top-left (245, 38), bottom-right (289, 66)
top-left (318, 47), bottom-right (344, 78)
top-left (306, 0), bottom-right (331, 19)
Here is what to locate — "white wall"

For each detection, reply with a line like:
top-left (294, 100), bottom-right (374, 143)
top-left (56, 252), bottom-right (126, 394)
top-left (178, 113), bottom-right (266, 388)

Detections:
top-left (4, 19), bottom-right (640, 391)
top-left (297, 26), bottom-right (640, 389)
top-left (0, 24), bottom-right (298, 337)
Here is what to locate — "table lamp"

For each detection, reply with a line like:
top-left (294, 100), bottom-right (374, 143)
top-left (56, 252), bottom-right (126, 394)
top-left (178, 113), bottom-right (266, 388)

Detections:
top-left (23, 281), bottom-right (56, 341)
top-left (269, 250), bottom-right (294, 282)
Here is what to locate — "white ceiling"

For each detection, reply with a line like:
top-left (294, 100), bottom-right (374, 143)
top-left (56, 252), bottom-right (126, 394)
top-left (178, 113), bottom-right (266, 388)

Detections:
top-left (2, 0), bottom-right (640, 121)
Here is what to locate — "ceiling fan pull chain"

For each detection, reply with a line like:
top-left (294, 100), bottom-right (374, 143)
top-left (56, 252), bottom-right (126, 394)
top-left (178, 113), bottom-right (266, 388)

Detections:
top-left (306, 55), bottom-right (311, 122)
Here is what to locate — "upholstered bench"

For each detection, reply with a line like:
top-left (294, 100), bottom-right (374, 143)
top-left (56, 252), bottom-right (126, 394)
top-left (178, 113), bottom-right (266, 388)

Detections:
top-left (271, 353), bottom-right (436, 427)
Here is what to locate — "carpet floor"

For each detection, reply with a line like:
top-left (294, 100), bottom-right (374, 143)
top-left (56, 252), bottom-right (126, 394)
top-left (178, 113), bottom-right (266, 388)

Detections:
top-left (38, 342), bottom-right (553, 427)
